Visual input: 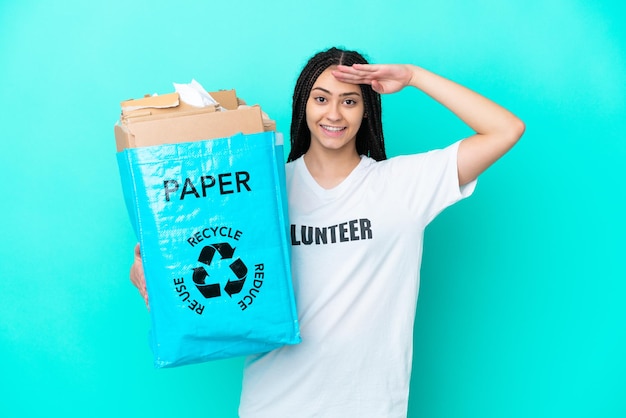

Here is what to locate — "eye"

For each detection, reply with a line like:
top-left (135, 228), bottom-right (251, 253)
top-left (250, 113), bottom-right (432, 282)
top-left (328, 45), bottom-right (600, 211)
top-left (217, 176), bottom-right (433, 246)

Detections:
top-left (344, 98), bottom-right (358, 106)
top-left (314, 96), bottom-right (327, 104)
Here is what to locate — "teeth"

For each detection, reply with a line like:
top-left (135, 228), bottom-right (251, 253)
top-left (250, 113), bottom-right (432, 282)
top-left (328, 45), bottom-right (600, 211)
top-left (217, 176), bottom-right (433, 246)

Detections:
top-left (322, 125), bottom-right (344, 132)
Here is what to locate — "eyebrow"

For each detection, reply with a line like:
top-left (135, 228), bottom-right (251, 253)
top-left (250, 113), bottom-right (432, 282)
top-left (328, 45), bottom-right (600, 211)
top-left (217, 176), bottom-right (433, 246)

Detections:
top-left (311, 87), bottom-right (361, 97)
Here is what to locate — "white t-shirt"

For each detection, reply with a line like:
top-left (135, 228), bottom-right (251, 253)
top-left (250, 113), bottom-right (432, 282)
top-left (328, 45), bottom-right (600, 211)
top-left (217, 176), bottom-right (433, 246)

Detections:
top-left (239, 141), bottom-right (476, 418)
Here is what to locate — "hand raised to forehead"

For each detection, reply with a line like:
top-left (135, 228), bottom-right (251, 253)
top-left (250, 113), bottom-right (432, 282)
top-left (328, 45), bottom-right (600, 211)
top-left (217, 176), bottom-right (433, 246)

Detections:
top-left (332, 64), bottom-right (414, 95)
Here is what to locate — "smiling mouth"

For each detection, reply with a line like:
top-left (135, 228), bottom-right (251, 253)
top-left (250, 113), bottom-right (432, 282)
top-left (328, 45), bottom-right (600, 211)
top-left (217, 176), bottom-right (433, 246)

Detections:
top-left (321, 125), bottom-right (346, 132)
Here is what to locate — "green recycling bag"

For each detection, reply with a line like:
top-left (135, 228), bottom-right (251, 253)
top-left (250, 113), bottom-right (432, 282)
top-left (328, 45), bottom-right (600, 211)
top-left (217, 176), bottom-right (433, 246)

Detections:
top-left (117, 131), bottom-right (301, 368)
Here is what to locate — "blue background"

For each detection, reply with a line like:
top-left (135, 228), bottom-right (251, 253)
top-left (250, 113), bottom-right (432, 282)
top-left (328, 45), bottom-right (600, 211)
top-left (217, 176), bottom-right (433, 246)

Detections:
top-left (1, 1), bottom-right (624, 417)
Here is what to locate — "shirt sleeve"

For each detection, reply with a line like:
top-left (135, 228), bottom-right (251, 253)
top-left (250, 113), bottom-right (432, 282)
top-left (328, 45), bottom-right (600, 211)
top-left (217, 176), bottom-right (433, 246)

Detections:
top-left (385, 140), bottom-right (477, 226)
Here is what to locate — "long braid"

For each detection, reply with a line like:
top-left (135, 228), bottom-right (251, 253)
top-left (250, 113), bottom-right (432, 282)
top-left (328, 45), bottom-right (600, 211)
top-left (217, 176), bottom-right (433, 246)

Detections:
top-left (287, 47), bottom-right (387, 162)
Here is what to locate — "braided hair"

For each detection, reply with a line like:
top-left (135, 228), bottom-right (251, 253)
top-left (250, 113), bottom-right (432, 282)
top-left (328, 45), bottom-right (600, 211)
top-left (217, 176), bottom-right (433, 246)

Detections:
top-left (287, 47), bottom-right (386, 162)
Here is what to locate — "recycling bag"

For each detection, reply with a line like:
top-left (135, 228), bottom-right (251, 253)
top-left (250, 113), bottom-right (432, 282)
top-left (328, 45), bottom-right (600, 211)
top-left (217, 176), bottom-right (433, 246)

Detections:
top-left (117, 131), bottom-right (301, 368)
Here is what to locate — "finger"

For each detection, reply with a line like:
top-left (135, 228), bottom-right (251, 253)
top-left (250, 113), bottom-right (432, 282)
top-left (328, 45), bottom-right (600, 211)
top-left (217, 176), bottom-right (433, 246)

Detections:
top-left (141, 288), bottom-right (149, 307)
top-left (332, 69), bottom-right (375, 85)
top-left (337, 63), bottom-right (380, 73)
top-left (334, 65), bottom-right (380, 79)
top-left (371, 80), bottom-right (385, 94)
top-left (130, 261), bottom-right (145, 288)
top-left (133, 272), bottom-right (149, 307)
top-left (134, 243), bottom-right (141, 259)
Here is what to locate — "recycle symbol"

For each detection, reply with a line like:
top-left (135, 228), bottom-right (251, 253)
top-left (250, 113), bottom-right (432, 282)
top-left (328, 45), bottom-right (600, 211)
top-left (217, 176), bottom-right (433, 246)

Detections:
top-left (191, 243), bottom-right (248, 299)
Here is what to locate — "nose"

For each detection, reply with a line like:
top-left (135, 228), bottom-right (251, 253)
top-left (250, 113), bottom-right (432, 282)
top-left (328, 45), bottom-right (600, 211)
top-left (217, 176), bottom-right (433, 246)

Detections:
top-left (325, 102), bottom-right (342, 122)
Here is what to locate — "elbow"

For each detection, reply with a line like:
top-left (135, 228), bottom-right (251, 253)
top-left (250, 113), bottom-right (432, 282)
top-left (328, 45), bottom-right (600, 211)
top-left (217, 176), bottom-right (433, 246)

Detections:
top-left (495, 116), bottom-right (525, 151)
top-left (508, 117), bottom-right (526, 145)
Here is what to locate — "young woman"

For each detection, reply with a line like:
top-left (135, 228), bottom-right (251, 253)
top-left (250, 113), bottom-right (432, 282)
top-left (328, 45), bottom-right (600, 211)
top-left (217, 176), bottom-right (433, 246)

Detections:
top-left (131, 47), bottom-right (525, 417)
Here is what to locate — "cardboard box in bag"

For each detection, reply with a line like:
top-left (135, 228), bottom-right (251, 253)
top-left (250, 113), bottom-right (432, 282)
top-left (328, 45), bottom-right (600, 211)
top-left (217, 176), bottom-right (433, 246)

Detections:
top-left (114, 89), bottom-right (274, 151)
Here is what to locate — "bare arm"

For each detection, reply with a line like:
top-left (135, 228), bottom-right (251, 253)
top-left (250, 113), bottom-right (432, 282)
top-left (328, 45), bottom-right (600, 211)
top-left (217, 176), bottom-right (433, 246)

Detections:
top-left (333, 64), bottom-right (525, 185)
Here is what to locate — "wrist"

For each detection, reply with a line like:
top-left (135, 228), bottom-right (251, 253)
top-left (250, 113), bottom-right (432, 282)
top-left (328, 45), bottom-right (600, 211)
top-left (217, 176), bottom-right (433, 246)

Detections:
top-left (406, 65), bottom-right (424, 88)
